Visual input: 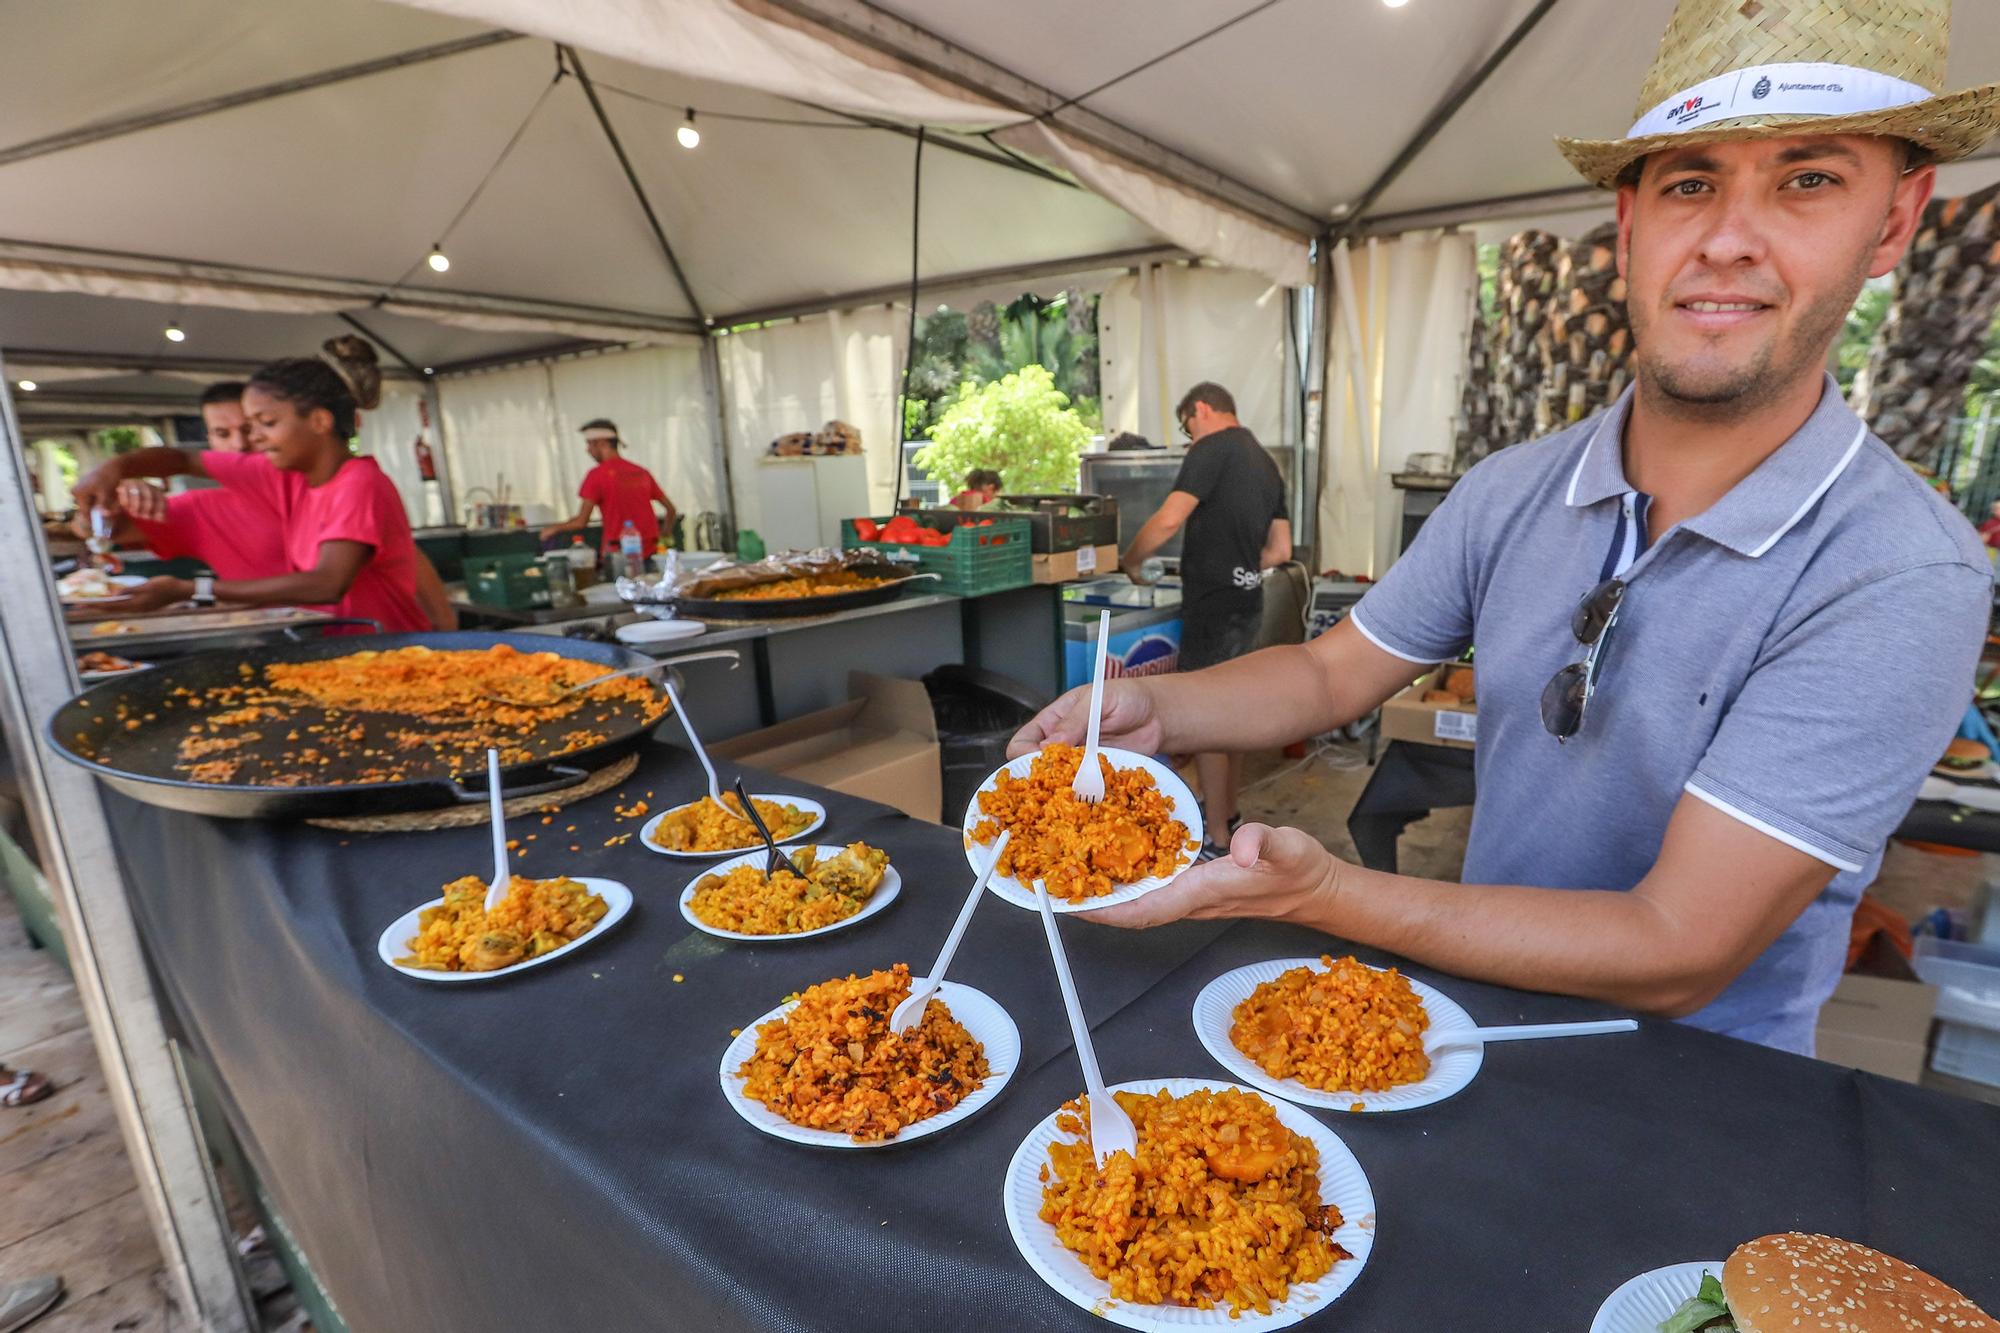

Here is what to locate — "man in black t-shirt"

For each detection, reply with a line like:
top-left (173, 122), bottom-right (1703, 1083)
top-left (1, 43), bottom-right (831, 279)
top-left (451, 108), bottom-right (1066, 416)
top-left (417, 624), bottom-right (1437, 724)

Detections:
top-left (1119, 381), bottom-right (1291, 854)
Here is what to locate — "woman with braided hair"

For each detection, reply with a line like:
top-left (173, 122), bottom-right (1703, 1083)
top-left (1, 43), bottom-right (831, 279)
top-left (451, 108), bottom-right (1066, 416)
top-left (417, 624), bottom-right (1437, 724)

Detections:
top-left (72, 336), bottom-right (428, 632)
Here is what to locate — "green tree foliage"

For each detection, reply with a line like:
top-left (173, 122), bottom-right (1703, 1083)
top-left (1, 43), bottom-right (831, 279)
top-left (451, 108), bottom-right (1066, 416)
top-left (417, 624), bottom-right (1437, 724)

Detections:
top-left (914, 364), bottom-right (1092, 493)
top-left (903, 290), bottom-right (1099, 440)
top-left (1835, 277), bottom-right (1892, 396)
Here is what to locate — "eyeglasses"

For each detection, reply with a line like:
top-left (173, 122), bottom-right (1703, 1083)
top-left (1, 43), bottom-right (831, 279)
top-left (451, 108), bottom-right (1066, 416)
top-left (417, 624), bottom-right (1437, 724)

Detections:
top-left (1177, 415), bottom-right (1193, 439)
top-left (1539, 577), bottom-right (1625, 742)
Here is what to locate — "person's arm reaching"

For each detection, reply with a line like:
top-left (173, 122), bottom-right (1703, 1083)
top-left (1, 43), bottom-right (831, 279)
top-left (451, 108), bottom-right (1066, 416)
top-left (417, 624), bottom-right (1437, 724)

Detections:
top-left (540, 500), bottom-right (596, 542)
top-left (1120, 491), bottom-right (1197, 580)
top-left (1259, 517), bottom-right (1293, 569)
top-left (71, 447), bottom-right (200, 512)
top-left (650, 477), bottom-right (677, 545)
top-left (1008, 617), bottom-right (1433, 758)
top-left (412, 548), bottom-right (457, 629)
top-left (106, 541), bottom-right (374, 615)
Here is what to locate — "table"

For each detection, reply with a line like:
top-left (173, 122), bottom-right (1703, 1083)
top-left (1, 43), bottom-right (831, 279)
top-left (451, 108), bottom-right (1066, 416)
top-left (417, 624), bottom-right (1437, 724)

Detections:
top-left (101, 742), bottom-right (2000, 1331)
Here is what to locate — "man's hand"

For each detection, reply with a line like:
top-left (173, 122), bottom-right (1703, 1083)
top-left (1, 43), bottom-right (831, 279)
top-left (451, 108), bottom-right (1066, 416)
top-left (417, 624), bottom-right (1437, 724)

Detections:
top-left (1007, 680), bottom-right (1164, 758)
top-left (116, 480), bottom-right (167, 523)
top-left (70, 462), bottom-right (126, 515)
top-left (1080, 824), bottom-right (1339, 929)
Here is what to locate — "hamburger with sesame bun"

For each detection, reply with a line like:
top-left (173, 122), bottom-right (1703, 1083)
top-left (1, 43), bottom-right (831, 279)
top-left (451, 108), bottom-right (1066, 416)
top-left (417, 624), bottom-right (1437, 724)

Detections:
top-left (1935, 736), bottom-right (1992, 779)
top-left (1658, 1232), bottom-right (1996, 1332)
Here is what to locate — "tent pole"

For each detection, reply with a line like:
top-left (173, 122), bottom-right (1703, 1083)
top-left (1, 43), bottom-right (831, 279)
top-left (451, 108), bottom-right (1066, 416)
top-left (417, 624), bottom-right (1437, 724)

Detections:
top-left (561, 47), bottom-right (706, 325)
top-left (1331, 0), bottom-right (1563, 241)
top-left (0, 32), bottom-right (523, 169)
top-left (0, 362), bottom-right (256, 1331)
top-left (700, 337), bottom-right (739, 534)
top-left (1304, 237), bottom-right (1335, 562)
top-left (423, 376), bottom-right (457, 526)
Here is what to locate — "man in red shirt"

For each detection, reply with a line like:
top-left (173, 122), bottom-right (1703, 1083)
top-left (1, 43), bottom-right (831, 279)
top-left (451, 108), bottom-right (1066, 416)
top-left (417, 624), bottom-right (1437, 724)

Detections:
top-left (541, 419), bottom-right (676, 556)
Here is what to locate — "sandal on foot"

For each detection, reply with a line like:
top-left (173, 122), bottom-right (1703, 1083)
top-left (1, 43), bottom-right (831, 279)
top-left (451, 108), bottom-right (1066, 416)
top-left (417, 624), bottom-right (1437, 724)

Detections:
top-left (0, 1066), bottom-right (52, 1108)
top-left (0, 1275), bottom-right (63, 1333)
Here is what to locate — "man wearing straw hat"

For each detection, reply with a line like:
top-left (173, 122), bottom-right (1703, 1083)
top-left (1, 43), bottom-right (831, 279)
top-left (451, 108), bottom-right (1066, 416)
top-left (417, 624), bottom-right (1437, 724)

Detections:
top-left (1011, 0), bottom-right (1998, 1054)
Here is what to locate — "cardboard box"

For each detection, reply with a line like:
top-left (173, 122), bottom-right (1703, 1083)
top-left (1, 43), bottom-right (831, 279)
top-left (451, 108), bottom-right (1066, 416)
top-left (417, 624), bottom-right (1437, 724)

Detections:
top-left (710, 672), bottom-right (942, 823)
top-left (1814, 973), bottom-right (1939, 1083)
top-left (1033, 544), bottom-right (1119, 584)
top-left (1378, 666), bottom-right (1477, 749)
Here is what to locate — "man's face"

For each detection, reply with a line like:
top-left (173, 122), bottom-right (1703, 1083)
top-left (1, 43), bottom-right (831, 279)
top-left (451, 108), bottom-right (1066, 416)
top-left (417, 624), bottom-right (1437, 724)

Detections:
top-left (1616, 134), bottom-right (1933, 418)
top-left (1180, 402), bottom-right (1226, 442)
top-left (585, 437), bottom-right (616, 464)
top-left (202, 400), bottom-right (252, 452)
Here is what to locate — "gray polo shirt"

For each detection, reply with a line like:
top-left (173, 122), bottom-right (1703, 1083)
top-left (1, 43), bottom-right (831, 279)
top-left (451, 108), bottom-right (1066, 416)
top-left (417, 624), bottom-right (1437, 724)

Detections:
top-left (1350, 377), bottom-right (1990, 1053)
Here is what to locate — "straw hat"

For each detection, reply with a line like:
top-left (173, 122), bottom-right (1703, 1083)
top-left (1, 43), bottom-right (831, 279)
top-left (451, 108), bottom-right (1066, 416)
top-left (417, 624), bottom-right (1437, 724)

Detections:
top-left (1558, 0), bottom-right (2000, 188)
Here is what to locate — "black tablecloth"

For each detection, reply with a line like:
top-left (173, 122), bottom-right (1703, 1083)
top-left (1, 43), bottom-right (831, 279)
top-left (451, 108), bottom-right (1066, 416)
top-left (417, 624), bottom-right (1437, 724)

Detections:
top-left (104, 742), bottom-right (2000, 1332)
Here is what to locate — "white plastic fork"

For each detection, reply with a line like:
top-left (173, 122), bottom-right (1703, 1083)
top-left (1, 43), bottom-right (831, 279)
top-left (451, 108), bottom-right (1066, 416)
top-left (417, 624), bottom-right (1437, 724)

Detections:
top-left (482, 748), bottom-right (512, 912)
top-left (662, 677), bottom-right (722, 808)
top-left (1424, 1017), bottom-right (1637, 1056)
top-left (1033, 878), bottom-right (1136, 1167)
top-left (890, 829), bottom-right (1009, 1036)
top-left (1070, 608), bottom-right (1111, 803)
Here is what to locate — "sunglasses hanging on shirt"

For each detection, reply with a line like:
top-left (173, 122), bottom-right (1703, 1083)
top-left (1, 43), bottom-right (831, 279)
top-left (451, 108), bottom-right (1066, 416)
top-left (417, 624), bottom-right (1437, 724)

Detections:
top-left (1540, 576), bottom-right (1625, 742)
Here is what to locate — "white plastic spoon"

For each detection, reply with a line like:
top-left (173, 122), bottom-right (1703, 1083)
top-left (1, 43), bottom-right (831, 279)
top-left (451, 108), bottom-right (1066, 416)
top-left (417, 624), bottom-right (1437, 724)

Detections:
top-left (662, 677), bottom-right (722, 808)
top-left (891, 830), bottom-right (1009, 1036)
top-left (1070, 609), bottom-right (1111, 803)
top-left (482, 748), bottom-right (511, 912)
top-left (1033, 878), bottom-right (1137, 1167)
top-left (1424, 1017), bottom-right (1637, 1056)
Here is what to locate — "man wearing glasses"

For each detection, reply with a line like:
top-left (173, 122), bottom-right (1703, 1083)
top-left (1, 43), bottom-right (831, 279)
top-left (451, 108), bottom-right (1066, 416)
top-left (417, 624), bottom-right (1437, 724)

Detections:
top-left (1118, 382), bottom-right (1292, 856)
top-left (1011, 0), bottom-right (1996, 1054)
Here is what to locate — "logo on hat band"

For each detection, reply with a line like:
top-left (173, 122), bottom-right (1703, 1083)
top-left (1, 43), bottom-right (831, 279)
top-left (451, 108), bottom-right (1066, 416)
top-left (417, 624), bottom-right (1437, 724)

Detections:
top-left (1628, 61), bottom-right (1931, 140)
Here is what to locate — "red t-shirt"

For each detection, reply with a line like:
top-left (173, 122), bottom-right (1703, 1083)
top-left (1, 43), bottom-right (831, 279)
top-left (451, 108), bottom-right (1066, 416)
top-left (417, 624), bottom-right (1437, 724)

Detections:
top-left (580, 455), bottom-right (668, 553)
top-left (203, 450), bottom-right (427, 633)
top-left (129, 488), bottom-right (289, 582)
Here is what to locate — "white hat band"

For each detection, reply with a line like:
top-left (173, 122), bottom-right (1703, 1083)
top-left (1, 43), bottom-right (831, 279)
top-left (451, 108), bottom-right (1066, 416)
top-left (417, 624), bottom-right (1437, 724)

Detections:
top-left (1628, 61), bottom-right (1932, 139)
top-left (582, 428), bottom-right (618, 441)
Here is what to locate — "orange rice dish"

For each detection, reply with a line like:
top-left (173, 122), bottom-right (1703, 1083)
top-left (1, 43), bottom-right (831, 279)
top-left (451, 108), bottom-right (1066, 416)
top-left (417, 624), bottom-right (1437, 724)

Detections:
top-left (970, 743), bottom-right (1193, 902)
top-left (711, 571), bottom-right (890, 601)
top-left (688, 843), bottom-right (890, 935)
top-left (1039, 1087), bottom-right (1348, 1316)
top-left (736, 964), bottom-right (987, 1141)
top-left (263, 644), bottom-right (659, 728)
top-left (648, 793), bottom-right (813, 853)
top-left (398, 873), bottom-right (608, 972)
top-left (1231, 955), bottom-right (1431, 1093)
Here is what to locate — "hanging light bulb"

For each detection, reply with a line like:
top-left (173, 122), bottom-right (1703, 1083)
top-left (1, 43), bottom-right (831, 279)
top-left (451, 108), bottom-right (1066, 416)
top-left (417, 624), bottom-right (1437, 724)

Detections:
top-left (164, 322), bottom-right (186, 343)
top-left (1382, 0), bottom-right (1411, 7)
top-left (427, 245), bottom-right (451, 273)
top-left (16, 380), bottom-right (36, 392)
top-left (677, 110), bottom-right (701, 150)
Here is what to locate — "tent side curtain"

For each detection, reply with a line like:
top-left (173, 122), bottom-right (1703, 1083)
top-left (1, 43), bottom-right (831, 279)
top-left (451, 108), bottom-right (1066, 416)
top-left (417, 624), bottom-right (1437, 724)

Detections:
top-left (1318, 232), bottom-right (1477, 577)
top-left (395, 0), bottom-right (1312, 289)
top-left (436, 344), bottom-right (719, 527)
top-left (1098, 264), bottom-right (1290, 451)
top-left (717, 306), bottom-right (907, 536)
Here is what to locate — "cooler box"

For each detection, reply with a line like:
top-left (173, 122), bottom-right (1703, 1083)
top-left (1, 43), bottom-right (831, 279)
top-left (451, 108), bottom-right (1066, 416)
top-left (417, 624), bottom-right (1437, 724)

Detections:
top-left (1912, 935), bottom-right (2000, 1089)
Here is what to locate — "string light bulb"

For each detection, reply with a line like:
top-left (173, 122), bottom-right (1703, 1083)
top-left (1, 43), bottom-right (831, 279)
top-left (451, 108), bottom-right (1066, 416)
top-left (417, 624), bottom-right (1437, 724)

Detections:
top-left (164, 322), bottom-right (186, 343)
top-left (16, 380), bottom-right (35, 392)
top-left (1383, 0), bottom-right (1410, 7)
top-left (427, 245), bottom-right (451, 273)
top-left (677, 110), bottom-right (700, 150)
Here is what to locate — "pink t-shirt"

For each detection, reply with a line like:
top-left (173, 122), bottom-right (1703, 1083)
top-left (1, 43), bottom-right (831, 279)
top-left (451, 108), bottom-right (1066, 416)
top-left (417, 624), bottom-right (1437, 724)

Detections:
top-left (129, 488), bottom-right (289, 582)
top-left (580, 456), bottom-right (668, 554)
top-left (203, 450), bottom-right (427, 633)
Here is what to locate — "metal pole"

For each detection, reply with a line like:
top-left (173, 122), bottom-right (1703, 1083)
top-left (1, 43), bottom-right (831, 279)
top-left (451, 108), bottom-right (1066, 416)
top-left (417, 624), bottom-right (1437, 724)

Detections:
top-left (562, 47), bottom-right (706, 325)
top-left (0, 359), bottom-right (255, 1330)
top-left (423, 376), bottom-right (457, 526)
top-left (700, 336), bottom-right (739, 533)
top-left (0, 32), bottom-right (523, 169)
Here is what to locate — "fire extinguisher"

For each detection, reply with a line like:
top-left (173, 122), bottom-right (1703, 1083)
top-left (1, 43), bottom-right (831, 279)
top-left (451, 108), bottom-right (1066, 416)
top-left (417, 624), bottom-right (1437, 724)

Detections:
top-left (414, 399), bottom-right (437, 482)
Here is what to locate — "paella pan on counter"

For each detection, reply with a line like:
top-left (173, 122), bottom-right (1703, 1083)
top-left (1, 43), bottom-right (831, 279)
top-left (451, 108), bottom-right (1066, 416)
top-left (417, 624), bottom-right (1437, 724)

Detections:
top-left (53, 635), bottom-right (672, 811)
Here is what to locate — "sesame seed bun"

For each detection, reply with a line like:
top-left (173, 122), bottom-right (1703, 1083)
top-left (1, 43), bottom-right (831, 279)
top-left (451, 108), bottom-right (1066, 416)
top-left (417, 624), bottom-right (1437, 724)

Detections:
top-left (1722, 1233), bottom-right (1997, 1333)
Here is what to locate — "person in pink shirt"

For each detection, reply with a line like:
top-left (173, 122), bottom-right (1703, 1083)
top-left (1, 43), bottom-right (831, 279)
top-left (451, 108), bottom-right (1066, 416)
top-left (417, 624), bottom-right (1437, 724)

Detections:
top-left (71, 338), bottom-right (428, 632)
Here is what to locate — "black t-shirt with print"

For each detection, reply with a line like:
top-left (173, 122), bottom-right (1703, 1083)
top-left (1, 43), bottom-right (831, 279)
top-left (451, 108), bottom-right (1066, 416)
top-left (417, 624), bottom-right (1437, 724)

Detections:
top-left (1170, 426), bottom-right (1288, 617)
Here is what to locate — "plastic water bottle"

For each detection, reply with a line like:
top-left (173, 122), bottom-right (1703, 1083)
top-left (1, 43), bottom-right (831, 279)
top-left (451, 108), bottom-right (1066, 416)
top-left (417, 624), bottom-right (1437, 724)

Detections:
top-left (619, 520), bottom-right (643, 577)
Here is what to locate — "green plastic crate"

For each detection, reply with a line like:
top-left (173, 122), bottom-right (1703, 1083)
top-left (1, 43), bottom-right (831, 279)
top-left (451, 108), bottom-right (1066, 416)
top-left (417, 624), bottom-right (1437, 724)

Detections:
top-left (841, 514), bottom-right (1033, 597)
top-left (464, 553), bottom-right (553, 609)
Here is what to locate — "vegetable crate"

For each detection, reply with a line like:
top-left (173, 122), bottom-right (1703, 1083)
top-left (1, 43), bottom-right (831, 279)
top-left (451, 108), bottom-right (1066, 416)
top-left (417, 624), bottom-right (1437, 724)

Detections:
top-left (996, 494), bottom-right (1121, 553)
top-left (464, 553), bottom-right (553, 609)
top-left (841, 514), bottom-right (1033, 597)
